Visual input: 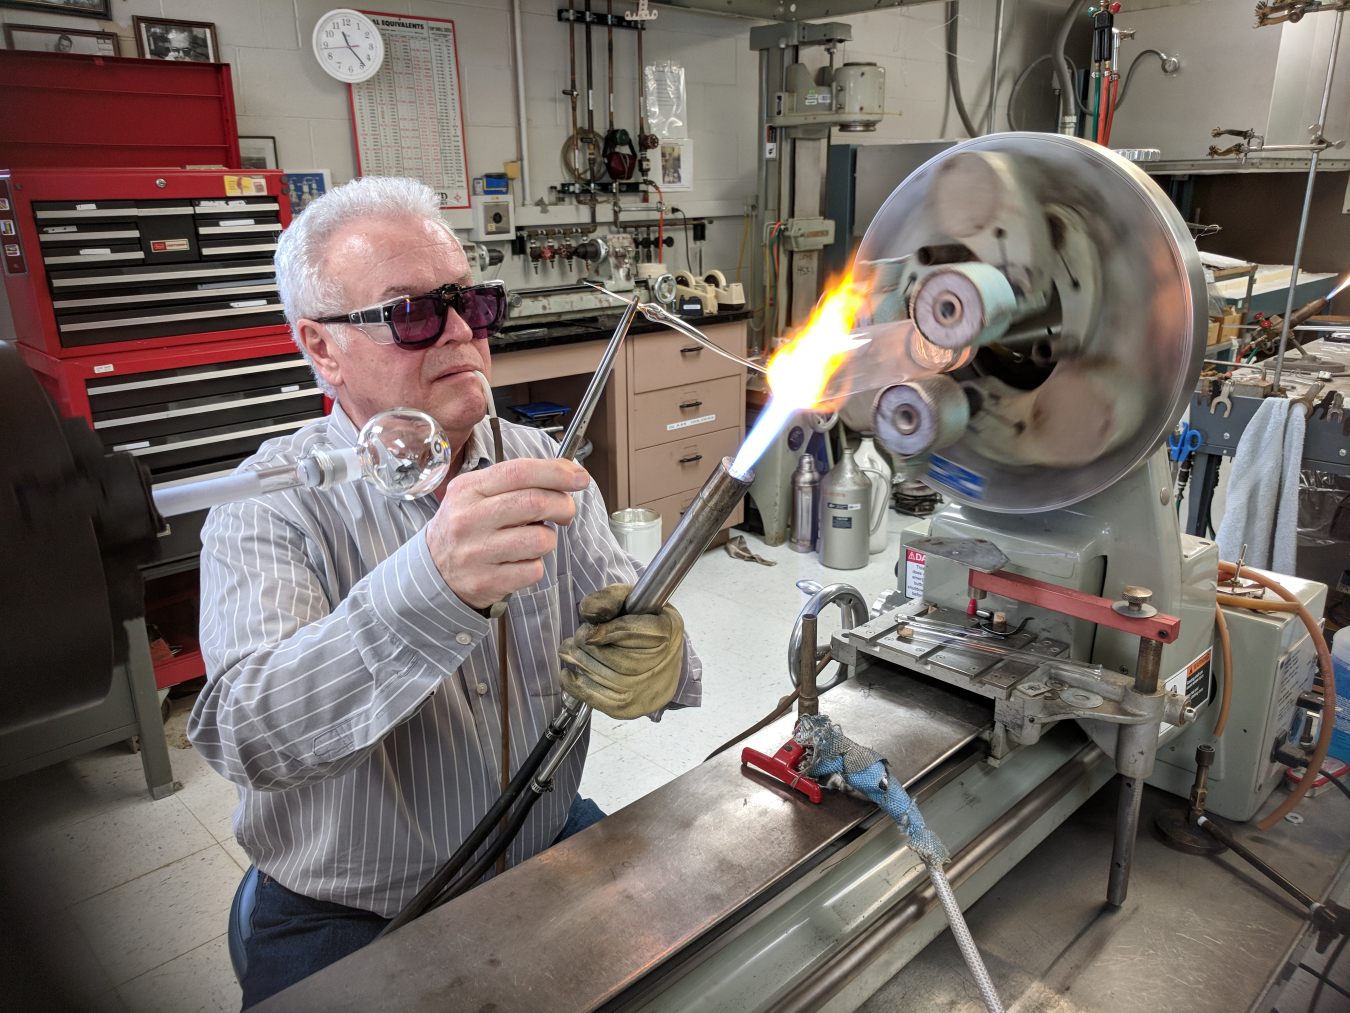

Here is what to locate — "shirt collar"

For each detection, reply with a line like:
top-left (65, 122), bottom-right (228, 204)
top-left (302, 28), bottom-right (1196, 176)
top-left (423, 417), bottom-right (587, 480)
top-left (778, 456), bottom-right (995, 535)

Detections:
top-left (326, 403), bottom-right (493, 479)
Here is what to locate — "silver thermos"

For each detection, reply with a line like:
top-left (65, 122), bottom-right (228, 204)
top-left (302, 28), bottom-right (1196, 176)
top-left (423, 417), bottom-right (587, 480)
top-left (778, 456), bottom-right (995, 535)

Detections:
top-left (790, 452), bottom-right (821, 553)
top-left (820, 448), bottom-right (871, 570)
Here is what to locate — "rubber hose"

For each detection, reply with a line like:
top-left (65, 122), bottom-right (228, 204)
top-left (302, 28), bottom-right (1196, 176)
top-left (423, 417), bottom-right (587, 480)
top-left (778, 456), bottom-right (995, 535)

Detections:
top-left (1213, 603), bottom-right (1233, 737)
top-left (1114, 49), bottom-right (1169, 111)
top-left (1218, 562), bottom-right (1334, 831)
top-left (1053, 0), bottom-right (1092, 121)
top-left (946, 1), bottom-right (982, 138)
top-left (1007, 53), bottom-right (1051, 132)
top-left (430, 785), bottom-right (541, 911)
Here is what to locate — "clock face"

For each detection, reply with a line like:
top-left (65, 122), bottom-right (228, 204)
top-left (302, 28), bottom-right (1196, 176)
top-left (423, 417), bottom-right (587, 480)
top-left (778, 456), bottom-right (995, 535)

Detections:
top-left (313, 9), bottom-right (385, 83)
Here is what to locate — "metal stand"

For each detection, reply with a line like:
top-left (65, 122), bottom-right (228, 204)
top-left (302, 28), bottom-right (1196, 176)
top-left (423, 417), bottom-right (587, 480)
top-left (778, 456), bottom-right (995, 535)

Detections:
top-left (1106, 633), bottom-right (1164, 906)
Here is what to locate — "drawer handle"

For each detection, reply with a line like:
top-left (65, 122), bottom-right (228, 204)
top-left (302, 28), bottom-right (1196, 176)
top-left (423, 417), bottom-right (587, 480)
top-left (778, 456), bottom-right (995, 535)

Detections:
top-left (678, 400), bottom-right (703, 410)
top-left (679, 345), bottom-right (703, 354)
top-left (678, 453), bottom-right (703, 464)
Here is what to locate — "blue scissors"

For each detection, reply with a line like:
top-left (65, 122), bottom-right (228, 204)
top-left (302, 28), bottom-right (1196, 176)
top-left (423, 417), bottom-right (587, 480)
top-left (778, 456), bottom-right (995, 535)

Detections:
top-left (1168, 421), bottom-right (1202, 462)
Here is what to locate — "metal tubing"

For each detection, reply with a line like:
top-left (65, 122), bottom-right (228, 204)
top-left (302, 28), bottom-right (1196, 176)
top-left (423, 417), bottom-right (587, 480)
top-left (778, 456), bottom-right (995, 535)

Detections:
top-left (624, 458), bottom-right (754, 615)
top-left (511, 0), bottom-right (532, 205)
top-left (763, 743), bottom-right (1106, 1013)
top-left (1273, 10), bottom-right (1343, 393)
top-left (988, 0), bottom-right (1006, 134)
top-left (556, 296), bottom-right (638, 461)
top-left (1134, 637), bottom-right (1164, 694)
top-left (1197, 815), bottom-right (1319, 911)
top-left (798, 612), bottom-right (819, 717)
top-left (1106, 774), bottom-right (1144, 906)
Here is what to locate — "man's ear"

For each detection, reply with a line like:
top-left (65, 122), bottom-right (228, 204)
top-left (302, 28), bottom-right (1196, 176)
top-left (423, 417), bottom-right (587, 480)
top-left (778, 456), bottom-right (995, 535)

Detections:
top-left (295, 320), bottom-right (344, 391)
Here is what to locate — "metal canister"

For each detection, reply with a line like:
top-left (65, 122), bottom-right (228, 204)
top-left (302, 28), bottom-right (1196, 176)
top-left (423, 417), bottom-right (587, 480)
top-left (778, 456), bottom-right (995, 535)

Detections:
top-left (820, 448), bottom-right (871, 570)
top-left (790, 452), bottom-right (821, 553)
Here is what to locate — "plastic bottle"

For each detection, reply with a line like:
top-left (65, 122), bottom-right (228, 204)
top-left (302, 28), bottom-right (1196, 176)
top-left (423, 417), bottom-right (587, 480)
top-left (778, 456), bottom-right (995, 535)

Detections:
top-left (1330, 627), bottom-right (1350, 763)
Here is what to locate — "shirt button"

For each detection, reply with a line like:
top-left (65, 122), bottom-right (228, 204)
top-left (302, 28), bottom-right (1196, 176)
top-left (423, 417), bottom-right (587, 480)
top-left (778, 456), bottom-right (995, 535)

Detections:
top-left (475, 683), bottom-right (489, 695)
top-left (455, 632), bottom-right (472, 645)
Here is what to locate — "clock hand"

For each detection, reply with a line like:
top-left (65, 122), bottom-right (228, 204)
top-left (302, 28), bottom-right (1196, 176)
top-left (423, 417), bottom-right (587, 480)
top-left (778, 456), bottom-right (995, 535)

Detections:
top-left (340, 30), bottom-right (366, 68)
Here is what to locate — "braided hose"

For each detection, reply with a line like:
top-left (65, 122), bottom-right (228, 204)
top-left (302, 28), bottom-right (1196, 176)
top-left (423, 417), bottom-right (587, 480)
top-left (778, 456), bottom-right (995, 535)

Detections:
top-left (796, 714), bottom-right (1005, 1013)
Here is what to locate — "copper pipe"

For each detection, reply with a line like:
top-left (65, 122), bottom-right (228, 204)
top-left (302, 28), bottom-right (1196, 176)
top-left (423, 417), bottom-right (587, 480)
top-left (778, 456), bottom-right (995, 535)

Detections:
top-left (1213, 603), bottom-right (1233, 737)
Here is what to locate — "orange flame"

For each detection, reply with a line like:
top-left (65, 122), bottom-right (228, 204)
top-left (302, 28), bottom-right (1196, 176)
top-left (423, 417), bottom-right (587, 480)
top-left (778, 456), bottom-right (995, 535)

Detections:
top-left (765, 273), bottom-right (869, 410)
top-left (1329, 273), bottom-right (1350, 301)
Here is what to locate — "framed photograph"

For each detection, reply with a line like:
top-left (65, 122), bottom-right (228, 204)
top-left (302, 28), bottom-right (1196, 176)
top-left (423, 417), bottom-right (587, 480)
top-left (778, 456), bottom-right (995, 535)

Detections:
top-left (3, 22), bottom-right (119, 55)
top-left (286, 171), bottom-right (332, 218)
top-left (658, 137), bottom-right (693, 191)
top-left (238, 136), bottom-right (278, 171)
top-left (132, 16), bottom-right (217, 62)
top-left (0, 0), bottom-right (112, 20)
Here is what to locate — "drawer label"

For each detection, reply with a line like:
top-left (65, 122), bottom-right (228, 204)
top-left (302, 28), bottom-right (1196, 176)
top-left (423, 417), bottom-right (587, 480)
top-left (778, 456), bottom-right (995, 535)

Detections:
top-left (224, 175), bottom-right (268, 197)
top-left (93, 364), bottom-right (115, 374)
top-left (79, 247), bottom-right (112, 255)
top-left (667, 413), bottom-right (715, 431)
top-left (150, 238), bottom-right (191, 252)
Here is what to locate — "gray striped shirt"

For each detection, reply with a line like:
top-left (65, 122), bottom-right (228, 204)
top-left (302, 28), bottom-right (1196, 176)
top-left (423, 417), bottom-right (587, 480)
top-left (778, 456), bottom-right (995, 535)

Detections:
top-left (188, 406), bottom-right (702, 917)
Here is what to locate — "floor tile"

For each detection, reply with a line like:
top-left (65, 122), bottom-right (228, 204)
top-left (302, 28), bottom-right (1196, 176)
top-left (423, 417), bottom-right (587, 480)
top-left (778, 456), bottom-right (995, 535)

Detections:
top-left (71, 846), bottom-right (242, 987)
top-left (578, 740), bottom-right (680, 814)
top-left (117, 933), bottom-right (241, 1013)
top-left (15, 794), bottom-right (217, 908)
top-left (0, 745), bottom-right (162, 845)
top-left (171, 745), bottom-right (241, 846)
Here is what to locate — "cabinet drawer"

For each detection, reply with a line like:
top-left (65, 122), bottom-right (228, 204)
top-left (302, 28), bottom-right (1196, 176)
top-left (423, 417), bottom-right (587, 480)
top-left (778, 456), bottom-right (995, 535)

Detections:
top-left (636, 488), bottom-right (744, 542)
top-left (629, 426), bottom-right (741, 504)
top-left (630, 375), bottom-right (741, 451)
top-left (630, 322), bottom-right (746, 394)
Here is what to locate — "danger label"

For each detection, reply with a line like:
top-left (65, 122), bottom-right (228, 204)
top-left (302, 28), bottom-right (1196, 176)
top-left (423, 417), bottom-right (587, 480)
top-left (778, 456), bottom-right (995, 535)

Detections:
top-left (905, 548), bottom-right (926, 599)
top-left (1160, 648), bottom-right (1212, 734)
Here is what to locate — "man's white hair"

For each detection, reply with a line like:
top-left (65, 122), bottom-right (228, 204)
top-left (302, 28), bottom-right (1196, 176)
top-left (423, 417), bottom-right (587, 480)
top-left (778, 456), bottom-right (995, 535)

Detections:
top-left (273, 176), bottom-right (460, 396)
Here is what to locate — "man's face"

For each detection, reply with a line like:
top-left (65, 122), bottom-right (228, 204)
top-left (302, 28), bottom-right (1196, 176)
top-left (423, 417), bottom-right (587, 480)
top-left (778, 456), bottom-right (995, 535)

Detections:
top-left (297, 216), bottom-right (488, 444)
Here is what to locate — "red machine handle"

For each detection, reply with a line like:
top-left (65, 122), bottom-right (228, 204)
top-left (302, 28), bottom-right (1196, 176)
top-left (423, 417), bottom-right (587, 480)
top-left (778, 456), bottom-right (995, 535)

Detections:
top-left (967, 568), bottom-right (1180, 644)
top-left (741, 740), bottom-right (823, 803)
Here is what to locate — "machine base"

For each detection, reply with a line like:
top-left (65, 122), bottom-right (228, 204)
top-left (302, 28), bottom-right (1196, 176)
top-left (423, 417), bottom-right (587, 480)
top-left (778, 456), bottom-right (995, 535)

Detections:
top-left (1154, 806), bottom-right (1230, 856)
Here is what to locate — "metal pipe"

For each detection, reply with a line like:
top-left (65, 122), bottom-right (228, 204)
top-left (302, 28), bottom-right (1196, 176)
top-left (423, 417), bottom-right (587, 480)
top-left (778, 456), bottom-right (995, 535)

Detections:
top-left (1054, 0), bottom-right (1091, 135)
top-left (624, 458), bottom-right (755, 615)
top-left (152, 464), bottom-right (304, 517)
top-left (764, 743), bottom-right (1107, 1013)
top-left (511, 0), bottom-right (532, 205)
top-left (798, 612), bottom-right (819, 717)
top-left (1197, 815), bottom-right (1320, 912)
top-left (1133, 636), bottom-right (1163, 695)
top-left (1106, 774), bottom-right (1144, 906)
top-left (556, 296), bottom-right (638, 461)
top-left (1273, 9), bottom-right (1343, 392)
top-left (988, 0), bottom-right (1007, 134)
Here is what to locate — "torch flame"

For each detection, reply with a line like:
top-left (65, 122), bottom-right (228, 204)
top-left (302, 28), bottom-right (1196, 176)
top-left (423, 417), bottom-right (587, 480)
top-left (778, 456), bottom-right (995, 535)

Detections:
top-left (1329, 273), bottom-right (1350, 301)
top-left (729, 275), bottom-right (869, 479)
top-left (765, 274), bottom-right (869, 410)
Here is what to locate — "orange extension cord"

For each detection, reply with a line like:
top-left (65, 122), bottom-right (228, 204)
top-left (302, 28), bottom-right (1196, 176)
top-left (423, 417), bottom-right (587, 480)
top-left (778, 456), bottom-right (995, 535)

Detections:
top-left (1215, 561), bottom-right (1334, 831)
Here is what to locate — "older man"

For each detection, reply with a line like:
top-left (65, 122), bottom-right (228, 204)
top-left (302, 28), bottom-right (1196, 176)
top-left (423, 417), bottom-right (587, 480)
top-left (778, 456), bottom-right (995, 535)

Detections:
top-left (188, 176), bottom-right (700, 1008)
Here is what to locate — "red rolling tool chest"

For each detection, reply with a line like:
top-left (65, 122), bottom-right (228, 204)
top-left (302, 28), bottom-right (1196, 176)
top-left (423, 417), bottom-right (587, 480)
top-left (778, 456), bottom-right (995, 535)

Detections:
top-left (0, 47), bottom-right (331, 689)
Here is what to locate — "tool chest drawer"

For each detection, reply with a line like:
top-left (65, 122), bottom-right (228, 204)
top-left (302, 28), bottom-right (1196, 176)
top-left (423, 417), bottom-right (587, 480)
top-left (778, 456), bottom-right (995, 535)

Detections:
top-left (629, 323), bottom-right (747, 394)
top-left (630, 375), bottom-right (742, 451)
top-left (4, 168), bottom-right (291, 358)
top-left (85, 353), bottom-right (323, 484)
top-left (47, 258), bottom-right (282, 347)
top-left (629, 426), bottom-right (742, 504)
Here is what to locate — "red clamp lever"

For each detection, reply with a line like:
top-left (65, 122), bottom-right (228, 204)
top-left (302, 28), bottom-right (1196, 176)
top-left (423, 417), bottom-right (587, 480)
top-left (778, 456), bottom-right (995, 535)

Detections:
top-left (741, 738), bottom-right (823, 803)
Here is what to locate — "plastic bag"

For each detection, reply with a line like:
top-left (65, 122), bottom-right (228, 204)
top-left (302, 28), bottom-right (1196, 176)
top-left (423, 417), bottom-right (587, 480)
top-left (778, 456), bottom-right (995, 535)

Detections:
top-left (644, 61), bottom-right (687, 139)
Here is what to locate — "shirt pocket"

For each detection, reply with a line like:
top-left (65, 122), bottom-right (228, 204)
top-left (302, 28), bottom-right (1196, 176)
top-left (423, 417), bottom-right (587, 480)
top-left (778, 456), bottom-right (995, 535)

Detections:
top-left (508, 580), bottom-right (564, 698)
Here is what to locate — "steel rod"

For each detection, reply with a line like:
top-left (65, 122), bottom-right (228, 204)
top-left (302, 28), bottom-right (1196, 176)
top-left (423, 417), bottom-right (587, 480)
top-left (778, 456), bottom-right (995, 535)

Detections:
top-left (988, 0), bottom-right (1007, 134)
top-left (798, 612), bottom-right (819, 717)
top-left (1106, 774), bottom-right (1144, 906)
top-left (511, 0), bottom-right (532, 205)
top-left (556, 296), bottom-right (638, 462)
top-left (1197, 815), bottom-right (1319, 911)
top-left (624, 458), bottom-right (755, 615)
top-left (1273, 9), bottom-right (1344, 392)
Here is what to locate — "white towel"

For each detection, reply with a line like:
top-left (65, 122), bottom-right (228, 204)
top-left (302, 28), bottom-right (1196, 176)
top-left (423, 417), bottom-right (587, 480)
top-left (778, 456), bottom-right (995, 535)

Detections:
top-left (1216, 396), bottom-right (1306, 574)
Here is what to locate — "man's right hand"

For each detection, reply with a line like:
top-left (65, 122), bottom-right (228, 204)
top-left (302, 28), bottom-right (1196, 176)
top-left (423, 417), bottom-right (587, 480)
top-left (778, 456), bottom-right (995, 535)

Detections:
top-left (425, 458), bottom-right (591, 609)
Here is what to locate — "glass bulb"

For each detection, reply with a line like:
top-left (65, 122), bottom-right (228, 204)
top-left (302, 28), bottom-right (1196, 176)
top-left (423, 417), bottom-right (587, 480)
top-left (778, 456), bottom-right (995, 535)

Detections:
top-left (357, 409), bottom-right (451, 499)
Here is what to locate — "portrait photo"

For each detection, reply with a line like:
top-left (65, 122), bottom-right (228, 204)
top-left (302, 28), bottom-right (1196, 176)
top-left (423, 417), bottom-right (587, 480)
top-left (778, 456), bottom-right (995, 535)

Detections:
top-left (133, 16), bottom-right (217, 62)
top-left (3, 22), bottom-right (119, 55)
top-left (0, 0), bottom-right (111, 19)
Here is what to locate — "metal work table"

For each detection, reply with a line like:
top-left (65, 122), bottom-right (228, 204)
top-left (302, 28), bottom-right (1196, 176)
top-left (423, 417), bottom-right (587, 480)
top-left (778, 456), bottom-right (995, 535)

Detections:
top-left (858, 774), bottom-right (1350, 1012)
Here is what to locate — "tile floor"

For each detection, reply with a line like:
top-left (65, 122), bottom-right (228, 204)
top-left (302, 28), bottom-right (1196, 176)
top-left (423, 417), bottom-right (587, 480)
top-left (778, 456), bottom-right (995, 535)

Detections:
top-left (0, 516), bottom-right (914, 1013)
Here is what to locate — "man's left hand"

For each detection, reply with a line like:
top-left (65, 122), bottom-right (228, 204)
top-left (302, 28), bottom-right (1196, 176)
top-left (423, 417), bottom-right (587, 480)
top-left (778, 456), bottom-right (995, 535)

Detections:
top-left (558, 584), bottom-right (683, 720)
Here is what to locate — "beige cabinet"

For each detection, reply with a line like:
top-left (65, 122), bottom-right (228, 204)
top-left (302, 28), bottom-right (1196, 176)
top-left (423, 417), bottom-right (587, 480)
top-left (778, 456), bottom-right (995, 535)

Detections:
top-left (488, 319), bottom-right (747, 545)
top-left (626, 321), bottom-right (747, 542)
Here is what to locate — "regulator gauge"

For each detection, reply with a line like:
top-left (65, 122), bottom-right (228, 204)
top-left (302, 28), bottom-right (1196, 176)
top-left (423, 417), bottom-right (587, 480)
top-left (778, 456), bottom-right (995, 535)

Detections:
top-left (313, 9), bottom-right (384, 84)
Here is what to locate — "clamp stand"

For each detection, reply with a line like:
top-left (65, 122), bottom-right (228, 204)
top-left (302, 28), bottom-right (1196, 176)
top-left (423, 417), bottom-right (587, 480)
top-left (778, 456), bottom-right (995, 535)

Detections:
top-left (1156, 744), bottom-right (1230, 856)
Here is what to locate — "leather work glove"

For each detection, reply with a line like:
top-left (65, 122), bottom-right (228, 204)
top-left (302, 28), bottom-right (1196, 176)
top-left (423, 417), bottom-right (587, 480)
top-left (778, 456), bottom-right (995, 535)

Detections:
top-left (558, 583), bottom-right (684, 720)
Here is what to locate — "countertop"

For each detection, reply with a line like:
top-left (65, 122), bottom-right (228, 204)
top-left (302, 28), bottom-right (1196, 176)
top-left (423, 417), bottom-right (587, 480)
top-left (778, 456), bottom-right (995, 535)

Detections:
top-left (489, 307), bottom-right (752, 356)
